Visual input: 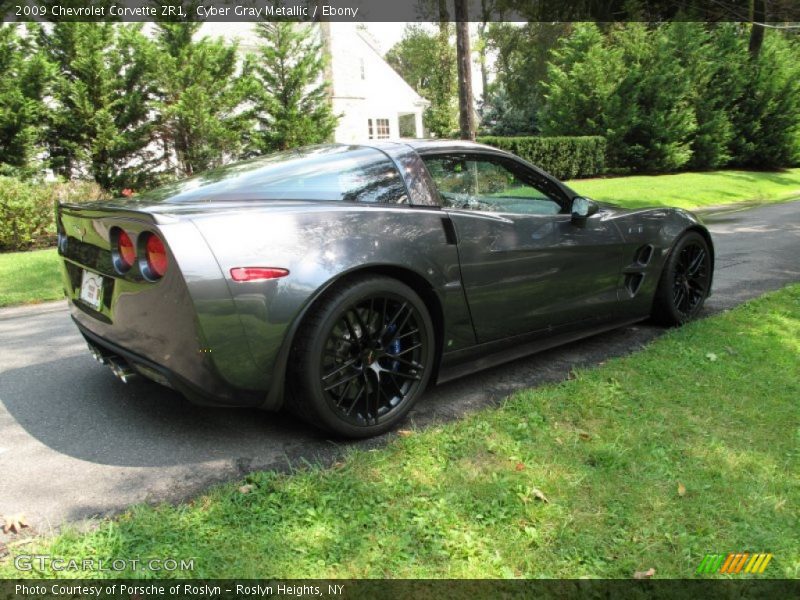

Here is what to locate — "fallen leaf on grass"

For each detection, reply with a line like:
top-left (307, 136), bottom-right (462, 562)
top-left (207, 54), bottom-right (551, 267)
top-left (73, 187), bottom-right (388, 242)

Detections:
top-left (677, 482), bottom-right (686, 496)
top-left (705, 352), bottom-right (718, 362)
top-left (515, 462), bottom-right (525, 471)
top-left (578, 431), bottom-right (592, 441)
top-left (397, 430), bottom-right (413, 438)
top-left (238, 484), bottom-right (256, 495)
top-left (2, 514), bottom-right (28, 535)
top-left (633, 568), bottom-right (655, 579)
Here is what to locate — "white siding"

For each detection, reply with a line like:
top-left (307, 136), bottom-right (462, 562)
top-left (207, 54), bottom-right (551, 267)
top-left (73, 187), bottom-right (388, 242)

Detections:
top-left (327, 23), bottom-right (427, 142)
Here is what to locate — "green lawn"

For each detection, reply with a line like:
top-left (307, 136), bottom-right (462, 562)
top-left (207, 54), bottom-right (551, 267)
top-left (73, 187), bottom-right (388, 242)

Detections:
top-left (568, 168), bottom-right (800, 210)
top-left (0, 248), bottom-right (62, 307)
top-left (3, 284), bottom-right (797, 579)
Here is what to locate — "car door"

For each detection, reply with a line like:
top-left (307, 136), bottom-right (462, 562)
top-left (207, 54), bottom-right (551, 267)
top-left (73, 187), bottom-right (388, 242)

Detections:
top-left (421, 152), bottom-right (626, 343)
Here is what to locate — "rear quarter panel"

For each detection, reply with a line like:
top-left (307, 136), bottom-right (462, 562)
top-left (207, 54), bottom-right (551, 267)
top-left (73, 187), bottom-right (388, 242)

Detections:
top-left (189, 204), bottom-right (474, 397)
top-left (58, 210), bottom-right (253, 401)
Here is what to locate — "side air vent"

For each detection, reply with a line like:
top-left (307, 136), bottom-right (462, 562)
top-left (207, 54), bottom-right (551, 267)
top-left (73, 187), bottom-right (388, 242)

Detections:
top-left (625, 273), bottom-right (644, 296)
top-left (441, 217), bottom-right (458, 245)
top-left (634, 244), bottom-right (654, 266)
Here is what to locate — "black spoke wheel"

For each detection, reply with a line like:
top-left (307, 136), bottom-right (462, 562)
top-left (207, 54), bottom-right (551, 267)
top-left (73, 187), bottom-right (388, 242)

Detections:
top-left (652, 231), bottom-right (712, 325)
top-left (289, 276), bottom-right (434, 437)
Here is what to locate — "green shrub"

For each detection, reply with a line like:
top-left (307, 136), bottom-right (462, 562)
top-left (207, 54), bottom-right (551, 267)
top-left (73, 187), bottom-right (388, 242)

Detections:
top-left (477, 135), bottom-right (606, 179)
top-left (0, 177), bottom-right (108, 251)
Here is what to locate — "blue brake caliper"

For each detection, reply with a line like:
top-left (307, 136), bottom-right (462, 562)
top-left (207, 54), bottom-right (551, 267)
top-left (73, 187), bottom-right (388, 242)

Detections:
top-left (386, 322), bottom-right (401, 371)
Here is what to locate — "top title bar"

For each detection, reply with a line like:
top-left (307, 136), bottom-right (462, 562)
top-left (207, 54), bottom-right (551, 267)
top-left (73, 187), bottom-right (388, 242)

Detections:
top-left (2, 0), bottom-right (800, 23)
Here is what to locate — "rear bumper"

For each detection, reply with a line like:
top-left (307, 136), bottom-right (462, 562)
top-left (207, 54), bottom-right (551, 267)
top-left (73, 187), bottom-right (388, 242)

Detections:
top-left (57, 206), bottom-right (281, 407)
top-left (74, 317), bottom-right (263, 408)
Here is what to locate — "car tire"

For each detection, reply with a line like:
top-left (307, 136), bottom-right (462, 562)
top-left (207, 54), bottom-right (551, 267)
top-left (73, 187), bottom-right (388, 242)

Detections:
top-left (288, 275), bottom-right (435, 438)
top-left (652, 231), bottom-right (712, 326)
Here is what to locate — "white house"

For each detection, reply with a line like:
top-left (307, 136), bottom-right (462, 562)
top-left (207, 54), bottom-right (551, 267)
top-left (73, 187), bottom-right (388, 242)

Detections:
top-left (322, 23), bottom-right (429, 142)
top-left (200, 22), bottom-right (429, 142)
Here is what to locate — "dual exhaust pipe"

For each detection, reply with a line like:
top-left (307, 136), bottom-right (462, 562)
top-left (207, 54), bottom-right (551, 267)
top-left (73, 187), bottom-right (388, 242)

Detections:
top-left (88, 343), bottom-right (138, 384)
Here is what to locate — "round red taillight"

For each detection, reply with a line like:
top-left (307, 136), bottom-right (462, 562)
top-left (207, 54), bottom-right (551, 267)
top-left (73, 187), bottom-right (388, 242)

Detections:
top-left (143, 233), bottom-right (168, 279)
top-left (118, 231), bottom-right (135, 267)
top-left (112, 228), bottom-right (136, 273)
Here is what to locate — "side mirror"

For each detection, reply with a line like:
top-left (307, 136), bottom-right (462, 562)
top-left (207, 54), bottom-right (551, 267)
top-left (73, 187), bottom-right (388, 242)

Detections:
top-left (571, 196), bottom-right (599, 224)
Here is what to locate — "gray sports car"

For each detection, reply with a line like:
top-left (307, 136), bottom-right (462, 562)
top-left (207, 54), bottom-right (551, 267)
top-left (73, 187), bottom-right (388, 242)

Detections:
top-left (57, 140), bottom-right (714, 437)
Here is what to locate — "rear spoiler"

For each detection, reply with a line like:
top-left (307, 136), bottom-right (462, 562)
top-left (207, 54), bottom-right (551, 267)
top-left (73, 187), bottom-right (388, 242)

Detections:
top-left (58, 201), bottom-right (179, 225)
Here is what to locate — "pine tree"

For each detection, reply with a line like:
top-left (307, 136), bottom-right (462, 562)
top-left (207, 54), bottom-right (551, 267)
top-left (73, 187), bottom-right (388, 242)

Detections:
top-left (603, 24), bottom-right (696, 172)
top-left (540, 23), bottom-right (623, 137)
top-left (729, 31), bottom-right (800, 168)
top-left (250, 22), bottom-right (338, 153)
top-left (40, 23), bottom-right (160, 190)
top-left (478, 84), bottom-right (537, 136)
top-left (0, 24), bottom-right (51, 176)
top-left (153, 23), bottom-right (255, 176)
top-left (666, 22), bottom-right (745, 170)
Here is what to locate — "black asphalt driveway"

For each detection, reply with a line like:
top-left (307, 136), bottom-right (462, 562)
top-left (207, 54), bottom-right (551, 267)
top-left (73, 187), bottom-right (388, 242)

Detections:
top-left (1, 200), bottom-right (798, 536)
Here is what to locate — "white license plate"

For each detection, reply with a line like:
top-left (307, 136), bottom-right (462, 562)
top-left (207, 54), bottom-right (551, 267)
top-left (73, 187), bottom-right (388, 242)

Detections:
top-left (79, 270), bottom-right (104, 310)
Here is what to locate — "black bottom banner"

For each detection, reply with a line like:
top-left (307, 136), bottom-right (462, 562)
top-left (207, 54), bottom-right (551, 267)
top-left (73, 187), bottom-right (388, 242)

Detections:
top-left (2, 579), bottom-right (800, 600)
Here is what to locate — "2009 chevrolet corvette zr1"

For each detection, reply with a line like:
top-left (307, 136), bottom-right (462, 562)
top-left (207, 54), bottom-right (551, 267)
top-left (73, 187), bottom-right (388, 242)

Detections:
top-left (57, 140), bottom-right (714, 437)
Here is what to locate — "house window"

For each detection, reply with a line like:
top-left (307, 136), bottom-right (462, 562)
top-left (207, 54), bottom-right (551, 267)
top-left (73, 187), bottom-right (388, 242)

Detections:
top-left (368, 118), bottom-right (390, 140)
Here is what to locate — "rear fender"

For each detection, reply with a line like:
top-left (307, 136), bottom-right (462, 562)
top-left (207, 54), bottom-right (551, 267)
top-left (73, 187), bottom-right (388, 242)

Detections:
top-left (191, 205), bottom-right (473, 408)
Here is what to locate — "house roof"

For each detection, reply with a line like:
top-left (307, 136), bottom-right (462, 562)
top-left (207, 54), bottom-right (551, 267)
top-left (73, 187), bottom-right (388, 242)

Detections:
top-left (351, 28), bottom-right (430, 107)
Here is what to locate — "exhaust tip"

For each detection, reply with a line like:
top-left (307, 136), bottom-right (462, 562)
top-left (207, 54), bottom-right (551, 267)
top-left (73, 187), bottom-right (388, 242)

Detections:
top-left (88, 344), bottom-right (108, 364)
top-left (107, 358), bottom-right (138, 384)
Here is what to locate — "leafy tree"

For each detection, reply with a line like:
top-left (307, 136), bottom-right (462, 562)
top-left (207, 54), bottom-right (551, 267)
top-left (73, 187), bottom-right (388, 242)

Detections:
top-left (0, 24), bottom-right (51, 176)
top-left (250, 22), bottom-right (338, 153)
top-left (153, 23), bottom-right (255, 176)
top-left (386, 24), bottom-right (457, 137)
top-left (484, 22), bottom-right (569, 135)
top-left (39, 23), bottom-right (160, 190)
top-left (729, 31), bottom-right (800, 168)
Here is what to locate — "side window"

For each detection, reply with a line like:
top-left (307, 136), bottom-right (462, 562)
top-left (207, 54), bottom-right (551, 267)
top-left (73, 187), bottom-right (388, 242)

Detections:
top-left (422, 154), bottom-right (563, 215)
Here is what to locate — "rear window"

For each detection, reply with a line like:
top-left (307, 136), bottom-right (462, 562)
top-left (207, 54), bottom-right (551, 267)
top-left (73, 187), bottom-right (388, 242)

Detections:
top-left (145, 146), bottom-right (408, 204)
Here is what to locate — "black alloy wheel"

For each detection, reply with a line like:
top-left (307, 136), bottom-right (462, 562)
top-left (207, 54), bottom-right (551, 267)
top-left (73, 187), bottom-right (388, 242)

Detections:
top-left (290, 276), bottom-right (434, 437)
top-left (653, 231), bottom-right (712, 325)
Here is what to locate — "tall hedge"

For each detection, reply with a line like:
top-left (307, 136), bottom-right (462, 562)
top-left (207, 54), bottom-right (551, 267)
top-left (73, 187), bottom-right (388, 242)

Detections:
top-left (477, 135), bottom-right (606, 180)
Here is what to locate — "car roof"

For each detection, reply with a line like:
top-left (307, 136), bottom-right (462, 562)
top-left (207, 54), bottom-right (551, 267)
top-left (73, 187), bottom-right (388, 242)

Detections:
top-left (357, 139), bottom-right (505, 155)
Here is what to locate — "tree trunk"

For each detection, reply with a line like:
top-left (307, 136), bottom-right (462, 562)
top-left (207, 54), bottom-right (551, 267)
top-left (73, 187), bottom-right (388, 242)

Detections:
top-left (478, 0), bottom-right (490, 99)
top-left (749, 0), bottom-right (766, 58)
top-left (438, 0), bottom-right (448, 27)
top-left (437, 0), bottom-right (451, 99)
top-left (478, 22), bottom-right (488, 100)
top-left (455, 0), bottom-right (475, 140)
